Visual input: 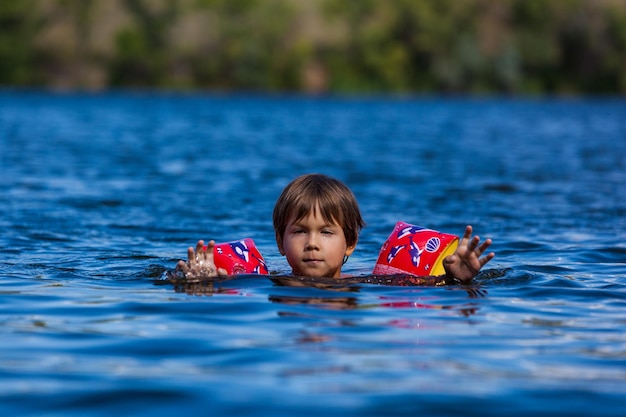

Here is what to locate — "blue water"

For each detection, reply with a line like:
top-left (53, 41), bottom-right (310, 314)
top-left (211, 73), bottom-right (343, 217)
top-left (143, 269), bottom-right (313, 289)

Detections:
top-left (1, 91), bottom-right (625, 416)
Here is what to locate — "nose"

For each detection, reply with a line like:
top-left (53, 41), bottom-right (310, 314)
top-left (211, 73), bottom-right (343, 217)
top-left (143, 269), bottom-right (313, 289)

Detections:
top-left (305, 232), bottom-right (319, 250)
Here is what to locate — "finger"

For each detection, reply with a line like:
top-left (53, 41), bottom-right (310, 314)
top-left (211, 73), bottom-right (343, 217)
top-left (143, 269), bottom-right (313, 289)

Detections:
top-left (195, 240), bottom-right (205, 260)
top-left (443, 253), bottom-right (457, 266)
top-left (199, 243), bottom-right (209, 262)
top-left (479, 252), bottom-right (495, 267)
top-left (202, 241), bottom-right (213, 262)
top-left (187, 246), bottom-right (196, 266)
top-left (176, 260), bottom-right (189, 273)
top-left (468, 235), bottom-right (480, 251)
top-left (460, 225), bottom-right (473, 245)
top-left (217, 268), bottom-right (228, 276)
top-left (206, 239), bottom-right (216, 254)
top-left (475, 238), bottom-right (492, 256)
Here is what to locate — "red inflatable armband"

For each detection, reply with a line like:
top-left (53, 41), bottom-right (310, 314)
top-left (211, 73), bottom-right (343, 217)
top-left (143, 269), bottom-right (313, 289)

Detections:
top-left (213, 238), bottom-right (268, 275)
top-left (373, 222), bottom-right (458, 277)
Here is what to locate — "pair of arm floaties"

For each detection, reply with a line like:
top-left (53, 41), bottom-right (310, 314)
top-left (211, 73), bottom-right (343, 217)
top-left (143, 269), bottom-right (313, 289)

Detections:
top-left (212, 221), bottom-right (458, 277)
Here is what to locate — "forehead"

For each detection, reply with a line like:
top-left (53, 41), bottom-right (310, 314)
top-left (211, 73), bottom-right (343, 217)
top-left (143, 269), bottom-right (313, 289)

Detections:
top-left (287, 204), bottom-right (341, 226)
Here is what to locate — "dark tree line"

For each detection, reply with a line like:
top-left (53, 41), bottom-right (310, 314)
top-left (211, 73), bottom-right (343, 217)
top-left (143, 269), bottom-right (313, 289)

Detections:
top-left (1, 0), bottom-right (625, 93)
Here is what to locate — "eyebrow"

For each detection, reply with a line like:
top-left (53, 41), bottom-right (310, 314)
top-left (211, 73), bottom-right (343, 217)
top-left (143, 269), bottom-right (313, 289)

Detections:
top-left (289, 219), bottom-right (340, 228)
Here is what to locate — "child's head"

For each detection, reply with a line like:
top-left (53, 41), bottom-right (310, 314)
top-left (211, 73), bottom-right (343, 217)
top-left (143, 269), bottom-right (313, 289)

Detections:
top-left (273, 174), bottom-right (365, 277)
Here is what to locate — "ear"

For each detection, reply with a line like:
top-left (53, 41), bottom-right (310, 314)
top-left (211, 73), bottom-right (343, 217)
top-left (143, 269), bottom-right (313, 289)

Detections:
top-left (345, 238), bottom-right (357, 257)
top-left (276, 231), bottom-right (285, 256)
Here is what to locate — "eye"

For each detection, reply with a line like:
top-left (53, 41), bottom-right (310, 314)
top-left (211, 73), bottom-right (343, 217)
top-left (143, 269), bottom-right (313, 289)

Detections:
top-left (322, 229), bottom-right (334, 235)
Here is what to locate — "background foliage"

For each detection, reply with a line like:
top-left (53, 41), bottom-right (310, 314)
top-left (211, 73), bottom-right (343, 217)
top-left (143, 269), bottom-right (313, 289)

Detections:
top-left (1, 0), bottom-right (625, 93)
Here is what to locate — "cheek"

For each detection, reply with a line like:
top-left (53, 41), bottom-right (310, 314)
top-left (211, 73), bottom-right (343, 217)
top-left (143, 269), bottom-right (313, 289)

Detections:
top-left (281, 236), bottom-right (299, 254)
top-left (328, 241), bottom-right (347, 260)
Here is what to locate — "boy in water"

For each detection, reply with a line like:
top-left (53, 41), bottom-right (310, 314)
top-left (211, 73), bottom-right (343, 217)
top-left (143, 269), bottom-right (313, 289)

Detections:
top-left (176, 173), bottom-right (494, 283)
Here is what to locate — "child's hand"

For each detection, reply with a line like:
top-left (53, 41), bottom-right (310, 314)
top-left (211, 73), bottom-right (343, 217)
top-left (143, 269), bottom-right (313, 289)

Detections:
top-left (442, 225), bottom-right (494, 283)
top-left (176, 240), bottom-right (228, 279)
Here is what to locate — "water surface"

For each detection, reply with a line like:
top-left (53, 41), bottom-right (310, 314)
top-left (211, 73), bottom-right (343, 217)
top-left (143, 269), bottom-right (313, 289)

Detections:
top-left (1, 91), bottom-right (625, 416)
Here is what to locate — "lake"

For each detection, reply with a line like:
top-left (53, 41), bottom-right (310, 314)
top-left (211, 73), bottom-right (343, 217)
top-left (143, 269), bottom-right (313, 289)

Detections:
top-left (1, 91), bottom-right (625, 416)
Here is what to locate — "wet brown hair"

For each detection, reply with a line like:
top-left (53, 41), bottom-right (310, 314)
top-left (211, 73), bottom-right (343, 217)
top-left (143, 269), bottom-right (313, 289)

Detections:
top-left (273, 173), bottom-right (365, 249)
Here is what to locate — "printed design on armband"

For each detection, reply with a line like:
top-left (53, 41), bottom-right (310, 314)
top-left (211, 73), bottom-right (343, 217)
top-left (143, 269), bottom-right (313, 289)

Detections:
top-left (425, 237), bottom-right (441, 253)
top-left (251, 255), bottom-right (268, 274)
top-left (387, 224), bottom-right (428, 269)
top-left (230, 240), bottom-right (268, 274)
top-left (230, 240), bottom-right (251, 262)
top-left (373, 221), bottom-right (459, 277)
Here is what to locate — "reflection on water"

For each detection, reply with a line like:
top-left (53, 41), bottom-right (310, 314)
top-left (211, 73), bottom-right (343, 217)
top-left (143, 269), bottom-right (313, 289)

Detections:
top-left (163, 273), bottom-right (489, 318)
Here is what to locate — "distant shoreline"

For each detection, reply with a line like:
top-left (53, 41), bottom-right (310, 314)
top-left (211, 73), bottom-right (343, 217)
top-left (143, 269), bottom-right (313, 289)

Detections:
top-left (2, 0), bottom-right (625, 94)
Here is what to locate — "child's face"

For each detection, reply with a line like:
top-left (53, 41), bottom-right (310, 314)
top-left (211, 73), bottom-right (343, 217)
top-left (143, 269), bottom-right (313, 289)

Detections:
top-left (278, 207), bottom-right (356, 278)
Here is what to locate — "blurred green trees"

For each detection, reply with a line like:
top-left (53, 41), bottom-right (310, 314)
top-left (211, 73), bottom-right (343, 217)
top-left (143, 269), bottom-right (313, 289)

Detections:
top-left (0, 0), bottom-right (39, 85)
top-left (1, 0), bottom-right (624, 93)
